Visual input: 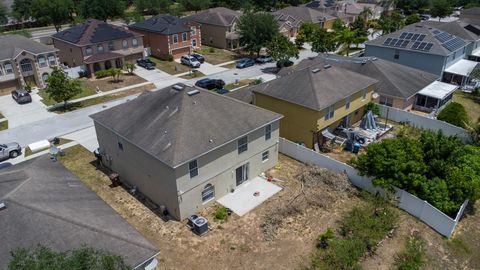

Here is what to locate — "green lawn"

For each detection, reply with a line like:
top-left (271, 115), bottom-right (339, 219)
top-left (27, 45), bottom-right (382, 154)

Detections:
top-left (0, 120), bottom-right (7, 131)
top-left (453, 91), bottom-right (480, 123)
top-left (224, 79), bottom-right (254, 91)
top-left (39, 86), bottom-right (97, 106)
top-left (148, 57), bottom-right (191, 75)
top-left (194, 46), bottom-right (238, 65)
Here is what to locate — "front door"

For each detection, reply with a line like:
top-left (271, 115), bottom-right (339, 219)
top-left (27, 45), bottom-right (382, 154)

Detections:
top-left (235, 163), bottom-right (249, 186)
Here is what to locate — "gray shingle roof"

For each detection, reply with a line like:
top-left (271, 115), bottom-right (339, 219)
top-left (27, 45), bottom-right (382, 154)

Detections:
top-left (185, 7), bottom-right (241, 27)
top-left (273, 6), bottom-right (336, 25)
top-left (129, 14), bottom-right (191, 35)
top-left (284, 54), bottom-right (439, 99)
top-left (0, 35), bottom-right (57, 60)
top-left (90, 84), bottom-right (282, 168)
top-left (366, 22), bottom-right (467, 56)
top-left (251, 65), bottom-right (378, 111)
top-left (0, 156), bottom-right (159, 269)
top-left (425, 20), bottom-right (480, 41)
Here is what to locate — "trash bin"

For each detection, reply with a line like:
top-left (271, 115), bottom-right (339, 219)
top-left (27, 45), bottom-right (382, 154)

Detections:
top-left (353, 143), bottom-right (361, 154)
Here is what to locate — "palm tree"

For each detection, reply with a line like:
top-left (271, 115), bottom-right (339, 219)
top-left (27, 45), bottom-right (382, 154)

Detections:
top-left (360, 7), bottom-right (373, 20)
top-left (335, 28), bottom-right (367, 56)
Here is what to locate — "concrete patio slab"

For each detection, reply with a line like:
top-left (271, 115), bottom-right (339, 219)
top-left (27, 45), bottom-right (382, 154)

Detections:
top-left (217, 177), bottom-right (282, 216)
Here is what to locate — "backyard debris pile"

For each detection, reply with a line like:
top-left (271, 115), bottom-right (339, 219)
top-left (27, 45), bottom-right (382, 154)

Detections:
top-left (261, 165), bottom-right (356, 241)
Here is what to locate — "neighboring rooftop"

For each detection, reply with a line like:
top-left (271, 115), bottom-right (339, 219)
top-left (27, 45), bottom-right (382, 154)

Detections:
top-left (250, 65), bottom-right (378, 111)
top-left (461, 7), bottom-right (480, 15)
top-left (129, 14), bottom-right (191, 35)
top-left (273, 6), bottom-right (336, 26)
top-left (366, 22), bottom-right (468, 56)
top-left (425, 20), bottom-right (480, 41)
top-left (90, 84), bottom-right (282, 168)
top-left (52, 19), bottom-right (140, 46)
top-left (303, 0), bottom-right (337, 10)
top-left (185, 7), bottom-right (241, 26)
top-left (0, 35), bottom-right (57, 60)
top-left (284, 54), bottom-right (439, 99)
top-left (0, 156), bottom-right (159, 269)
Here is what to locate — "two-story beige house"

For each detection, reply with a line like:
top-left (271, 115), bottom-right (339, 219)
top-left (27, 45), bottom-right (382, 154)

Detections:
top-left (52, 19), bottom-right (144, 76)
top-left (185, 7), bottom-right (241, 50)
top-left (0, 35), bottom-right (59, 94)
top-left (90, 84), bottom-right (282, 220)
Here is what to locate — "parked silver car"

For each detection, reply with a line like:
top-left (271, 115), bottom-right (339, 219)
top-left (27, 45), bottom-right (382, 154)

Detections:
top-left (180, 55), bottom-right (201, 68)
top-left (0, 142), bottom-right (22, 160)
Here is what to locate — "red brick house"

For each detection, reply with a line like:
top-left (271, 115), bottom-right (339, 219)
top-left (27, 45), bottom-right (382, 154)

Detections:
top-left (129, 14), bottom-right (201, 60)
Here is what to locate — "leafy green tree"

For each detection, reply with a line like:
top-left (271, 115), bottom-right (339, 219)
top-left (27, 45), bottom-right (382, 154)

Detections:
top-left (0, 3), bottom-right (8, 25)
top-left (266, 34), bottom-right (299, 61)
top-left (437, 102), bottom-right (469, 128)
top-left (134, 0), bottom-right (171, 15)
top-left (238, 12), bottom-right (279, 56)
top-left (311, 28), bottom-right (337, 53)
top-left (335, 28), bottom-right (367, 56)
top-left (430, 0), bottom-right (453, 21)
top-left (179, 0), bottom-right (211, 12)
top-left (109, 68), bottom-right (122, 82)
top-left (30, 0), bottom-right (74, 32)
top-left (8, 245), bottom-right (131, 270)
top-left (359, 6), bottom-right (373, 20)
top-left (78, 0), bottom-right (126, 21)
top-left (332, 18), bottom-right (346, 32)
top-left (295, 22), bottom-right (321, 47)
top-left (12, 0), bottom-right (33, 21)
top-left (405, 14), bottom-right (421, 25)
top-left (125, 63), bottom-right (136, 74)
top-left (45, 67), bottom-right (82, 107)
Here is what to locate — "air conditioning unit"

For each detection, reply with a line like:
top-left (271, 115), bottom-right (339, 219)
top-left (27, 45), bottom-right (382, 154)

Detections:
top-left (192, 216), bottom-right (209, 236)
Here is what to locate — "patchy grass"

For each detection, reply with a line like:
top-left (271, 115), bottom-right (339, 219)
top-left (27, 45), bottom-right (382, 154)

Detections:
top-left (0, 120), bottom-right (7, 131)
top-left (49, 84), bottom-right (155, 114)
top-left (394, 235), bottom-right (426, 270)
top-left (148, 56), bottom-right (191, 74)
top-left (39, 86), bottom-right (96, 106)
top-left (453, 91), bottom-right (480, 123)
top-left (224, 79), bottom-right (254, 91)
top-left (24, 138), bottom-right (72, 157)
top-left (179, 70), bottom-right (205, 80)
top-left (220, 62), bottom-right (237, 69)
top-left (194, 46), bottom-right (238, 65)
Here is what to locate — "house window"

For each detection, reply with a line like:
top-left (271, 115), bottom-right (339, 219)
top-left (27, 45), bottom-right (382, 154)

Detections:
top-left (262, 151), bottom-right (269, 162)
top-left (42, 73), bottom-right (49, 82)
top-left (97, 44), bottom-right (104, 53)
top-left (132, 38), bottom-right (138, 47)
top-left (362, 89), bottom-right (367, 100)
top-left (48, 54), bottom-right (56, 66)
top-left (182, 32), bottom-right (187, 42)
top-left (191, 26), bottom-right (196, 35)
top-left (324, 105), bottom-right (335, 120)
top-left (20, 59), bottom-right (33, 72)
top-left (108, 41), bottom-right (115, 51)
top-left (172, 34), bottom-right (179, 44)
top-left (394, 49), bottom-right (400, 59)
top-left (345, 96), bottom-right (350, 110)
top-left (122, 40), bottom-right (128, 49)
top-left (265, 124), bottom-right (272, 140)
top-left (85, 47), bottom-right (93, 55)
top-left (118, 141), bottom-right (123, 151)
top-left (237, 136), bottom-right (248, 154)
top-left (379, 96), bottom-right (393, 107)
top-left (189, 160), bottom-right (198, 178)
top-left (192, 39), bottom-right (197, 47)
top-left (201, 184), bottom-right (215, 203)
top-left (4, 62), bottom-right (13, 74)
top-left (38, 56), bottom-right (47, 67)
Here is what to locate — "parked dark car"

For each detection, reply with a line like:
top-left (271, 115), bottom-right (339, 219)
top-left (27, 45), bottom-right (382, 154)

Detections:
top-left (137, 58), bottom-right (156, 70)
top-left (195, 78), bottom-right (226, 90)
top-left (255, 55), bottom-right (273, 64)
top-left (11, 89), bottom-right (32, 104)
top-left (216, 88), bottom-right (230, 95)
top-left (191, 53), bottom-right (205, 63)
top-left (236, 58), bottom-right (255, 69)
top-left (276, 59), bottom-right (294, 69)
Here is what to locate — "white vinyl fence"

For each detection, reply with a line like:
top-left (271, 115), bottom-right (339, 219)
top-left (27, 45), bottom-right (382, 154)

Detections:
top-left (279, 138), bottom-right (468, 237)
top-left (378, 104), bottom-right (470, 142)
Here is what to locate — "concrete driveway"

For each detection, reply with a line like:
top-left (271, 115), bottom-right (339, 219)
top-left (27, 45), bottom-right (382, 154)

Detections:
top-left (134, 65), bottom-right (185, 88)
top-left (174, 59), bottom-right (228, 75)
top-left (0, 90), bottom-right (55, 128)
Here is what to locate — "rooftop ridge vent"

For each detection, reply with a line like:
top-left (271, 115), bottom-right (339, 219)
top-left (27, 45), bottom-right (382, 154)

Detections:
top-left (172, 84), bottom-right (184, 91)
top-left (0, 201), bottom-right (6, 211)
top-left (311, 68), bottom-right (321, 73)
top-left (187, 89), bottom-right (200, 96)
top-left (323, 64), bottom-right (332, 69)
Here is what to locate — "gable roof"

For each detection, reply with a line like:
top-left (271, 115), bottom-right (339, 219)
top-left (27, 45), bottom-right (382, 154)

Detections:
top-left (273, 6), bottom-right (336, 25)
top-left (0, 156), bottom-right (159, 269)
top-left (52, 19), bottom-right (140, 46)
top-left (129, 14), bottom-right (192, 35)
top-left (0, 35), bottom-right (57, 60)
top-left (303, 0), bottom-right (337, 9)
top-left (251, 65), bottom-right (378, 111)
top-left (425, 20), bottom-right (480, 41)
top-left (185, 7), bottom-right (241, 27)
top-left (90, 84), bottom-right (282, 168)
top-left (284, 54), bottom-right (439, 99)
top-left (366, 22), bottom-right (468, 56)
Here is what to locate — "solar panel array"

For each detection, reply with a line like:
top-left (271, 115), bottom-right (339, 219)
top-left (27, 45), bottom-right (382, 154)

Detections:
top-left (384, 32), bottom-right (433, 51)
top-left (433, 30), bottom-right (466, 51)
top-left (398, 32), bottom-right (426, 41)
top-left (411, 41), bottom-right (433, 51)
top-left (383, 37), bottom-right (410, 48)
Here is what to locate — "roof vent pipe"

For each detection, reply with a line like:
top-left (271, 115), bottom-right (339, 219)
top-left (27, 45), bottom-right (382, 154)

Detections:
top-left (0, 201), bottom-right (6, 211)
top-left (311, 68), bottom-right (321, 73)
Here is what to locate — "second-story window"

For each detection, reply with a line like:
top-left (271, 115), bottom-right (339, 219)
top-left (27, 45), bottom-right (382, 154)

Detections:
top-left (191, 26), bottom-right (196, 35)
top-left (97, 44), bottom-right (104, 53)
top-left (48, 54), bottom-right (56, 66)
top-left (132, 38), bottom-right (138, 47)
top-left (38, 56), bottom-right (47, 67)
top-left (345, 96), bottom-right (350, 110)
top-left (108, 41), bottom-right (115, 51)
top-left (85, 47), bottom-right (93, 55)
top-left (325, 105), bottom-right (335, 120)
top-left (4, 62), bottom-right (13, 74)
top-left (20, 59), bottom-right (33, 72)
top-left (265, 124), bottom-right (272, 140)
top-left (189, 160), bottom-right (198, 178)
top-left (122, 39), bottom-right (128, 49)
top-left (172, 34), bottom-right (178, 44)
top-left (182, 32), bottom-right (187, 42)
top-left (238, 136), bottom-right (248, 154)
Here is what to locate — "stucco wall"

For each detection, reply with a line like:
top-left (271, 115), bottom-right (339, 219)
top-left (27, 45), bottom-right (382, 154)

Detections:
top-left (199, 24), bottom-right (228, 49)
top-left (53, 39), bottom-right (84, 68)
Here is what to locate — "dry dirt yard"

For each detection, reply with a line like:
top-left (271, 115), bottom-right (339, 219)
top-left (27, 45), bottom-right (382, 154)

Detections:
top-left (59, 146), bottom-right (480, 270)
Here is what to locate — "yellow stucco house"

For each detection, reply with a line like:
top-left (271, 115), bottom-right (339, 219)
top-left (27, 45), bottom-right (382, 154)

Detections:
top-left (250, 65), bottom-right (378, 148)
